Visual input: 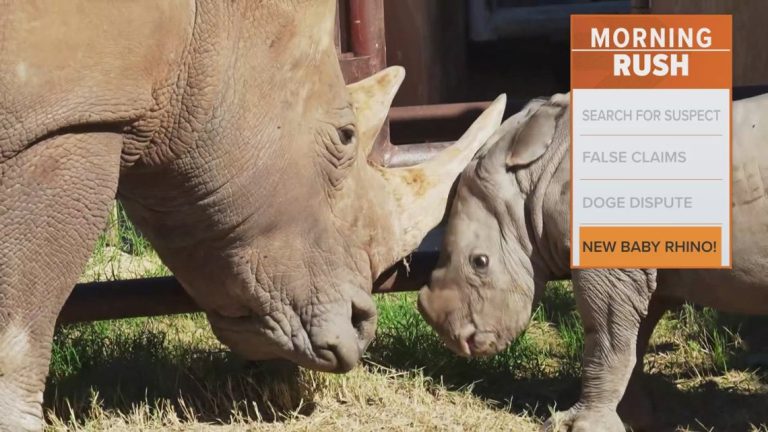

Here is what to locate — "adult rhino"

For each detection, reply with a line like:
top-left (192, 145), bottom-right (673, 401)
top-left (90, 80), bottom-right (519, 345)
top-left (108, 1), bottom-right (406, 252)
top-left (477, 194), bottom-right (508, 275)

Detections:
top-left (0, 1), bottom-right (506, 430)
top-left (418, 92), bottom-right (768, 431)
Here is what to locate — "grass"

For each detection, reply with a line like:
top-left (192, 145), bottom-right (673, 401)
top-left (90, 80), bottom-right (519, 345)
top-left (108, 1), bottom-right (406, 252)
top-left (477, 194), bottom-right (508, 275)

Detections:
top-left (80, 204), bottom-right (169, 282)
top-left (45, 203), bottom-right (768, 431)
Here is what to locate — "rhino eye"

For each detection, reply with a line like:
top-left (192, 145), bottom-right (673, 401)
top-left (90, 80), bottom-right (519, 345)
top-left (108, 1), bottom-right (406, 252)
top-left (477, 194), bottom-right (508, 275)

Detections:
top-left (470, 254), bottom-right (489, 271)
top-left (337, 125), bottom-right (356, 146)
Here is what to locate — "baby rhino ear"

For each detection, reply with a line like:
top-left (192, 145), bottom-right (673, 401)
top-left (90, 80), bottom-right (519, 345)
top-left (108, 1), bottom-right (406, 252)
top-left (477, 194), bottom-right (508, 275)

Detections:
top-left (506, 103), bottom-right (562, 168)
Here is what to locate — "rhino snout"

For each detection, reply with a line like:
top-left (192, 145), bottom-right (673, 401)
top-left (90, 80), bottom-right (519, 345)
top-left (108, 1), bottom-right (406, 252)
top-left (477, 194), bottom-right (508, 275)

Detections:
top-left (206, 285), bottom-right (377, 373)
top-left (418, 283), bottom-right (509, 358)
top-left (466, 331), bottom-right (499, 357)
top-left (310, 289), bottom-right (377, 373)
top-left (417, 285), bottom-right (471, 355)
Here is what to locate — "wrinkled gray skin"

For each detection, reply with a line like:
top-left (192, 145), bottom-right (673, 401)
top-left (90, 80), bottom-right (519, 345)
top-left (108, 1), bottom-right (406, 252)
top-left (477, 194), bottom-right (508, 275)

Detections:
top-left (0, 1), bottom-right (503, 430)
top-left (420, 92), bottom-right (768, 431)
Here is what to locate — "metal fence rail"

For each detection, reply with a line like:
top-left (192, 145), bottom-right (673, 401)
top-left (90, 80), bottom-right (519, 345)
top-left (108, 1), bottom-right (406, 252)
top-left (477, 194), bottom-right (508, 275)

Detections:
top-left (59, 251), bottom-right (438, 325)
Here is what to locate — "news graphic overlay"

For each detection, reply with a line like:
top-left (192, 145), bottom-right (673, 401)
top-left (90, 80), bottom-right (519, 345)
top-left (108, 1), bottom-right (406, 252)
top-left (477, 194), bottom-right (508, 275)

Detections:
top-left (570, 15), bottom-right (732, 269)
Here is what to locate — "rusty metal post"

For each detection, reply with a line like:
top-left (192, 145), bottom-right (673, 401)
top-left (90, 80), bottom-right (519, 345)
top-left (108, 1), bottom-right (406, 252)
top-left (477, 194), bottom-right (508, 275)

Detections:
top-left (339, 0), bottom-right (386, 83)
top-left (348, 0), bottom-right (377, 58)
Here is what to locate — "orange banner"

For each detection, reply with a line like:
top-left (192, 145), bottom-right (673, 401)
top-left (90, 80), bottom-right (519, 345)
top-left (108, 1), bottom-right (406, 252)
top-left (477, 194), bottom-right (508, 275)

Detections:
top-left (579, 226), bottom-right (722, 268)
top-left (570, 14), bottom-right (732, 269)
top-left (571, 15), bottom-right (732, 89)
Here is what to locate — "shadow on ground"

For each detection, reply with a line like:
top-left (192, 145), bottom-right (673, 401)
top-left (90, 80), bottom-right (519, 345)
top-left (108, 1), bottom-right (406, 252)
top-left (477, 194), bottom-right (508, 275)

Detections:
top-left (45, 318), bottom-right (314, 425)
top-left (639, 373), bottom-right (768, 431)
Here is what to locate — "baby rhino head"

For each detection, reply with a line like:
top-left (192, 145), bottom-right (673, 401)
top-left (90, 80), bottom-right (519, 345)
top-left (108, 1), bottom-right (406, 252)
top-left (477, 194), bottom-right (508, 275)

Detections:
top-left (418, 95), bottom-right (569, 357)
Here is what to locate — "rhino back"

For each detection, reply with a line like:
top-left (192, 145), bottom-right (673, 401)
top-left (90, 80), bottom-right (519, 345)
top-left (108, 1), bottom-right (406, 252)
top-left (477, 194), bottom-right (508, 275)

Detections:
top-left (0, 0), bottom-right (194, 162)
top-left (657, 93), bottom-right (768, 313)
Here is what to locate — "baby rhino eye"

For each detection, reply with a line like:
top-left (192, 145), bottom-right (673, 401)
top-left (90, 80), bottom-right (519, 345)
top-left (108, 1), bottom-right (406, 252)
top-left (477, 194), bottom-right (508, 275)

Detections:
top-left (470, 254), bottom-right (489, 271)
top-left (337, 125), bottom-right (356, 146)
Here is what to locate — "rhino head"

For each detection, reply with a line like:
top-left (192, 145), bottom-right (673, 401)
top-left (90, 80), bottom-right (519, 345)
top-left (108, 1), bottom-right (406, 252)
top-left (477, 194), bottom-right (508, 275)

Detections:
top-left (117, 0), bottom-right (505, 372)
top-left (418, 94), bottom-right (571, 357)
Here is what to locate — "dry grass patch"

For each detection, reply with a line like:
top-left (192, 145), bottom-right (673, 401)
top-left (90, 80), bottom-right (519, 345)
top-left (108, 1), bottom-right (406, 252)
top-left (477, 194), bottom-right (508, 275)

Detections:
top-left (47, 365), bottom-right (539, 432)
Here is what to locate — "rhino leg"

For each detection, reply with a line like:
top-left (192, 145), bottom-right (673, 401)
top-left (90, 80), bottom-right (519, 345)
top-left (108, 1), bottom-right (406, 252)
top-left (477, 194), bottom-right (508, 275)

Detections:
top-left (0, 133), bottom-right (122, 431)
top-left (618, 295), bottom-right (679, 432)
top-left (544, 268), bottom-right (656, 432)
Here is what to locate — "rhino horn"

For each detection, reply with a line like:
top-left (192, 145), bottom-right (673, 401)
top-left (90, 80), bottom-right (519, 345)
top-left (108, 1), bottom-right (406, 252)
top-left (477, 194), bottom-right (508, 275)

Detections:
top-left (347, 66), bottom-right (405, 155)
top-left (379, 94), bottom-right (507, 258)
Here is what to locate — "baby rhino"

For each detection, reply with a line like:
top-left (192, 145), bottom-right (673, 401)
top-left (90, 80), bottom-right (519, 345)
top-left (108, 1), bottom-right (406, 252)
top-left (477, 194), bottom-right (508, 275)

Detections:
top-left (418, 92), bottom-right (768, 431)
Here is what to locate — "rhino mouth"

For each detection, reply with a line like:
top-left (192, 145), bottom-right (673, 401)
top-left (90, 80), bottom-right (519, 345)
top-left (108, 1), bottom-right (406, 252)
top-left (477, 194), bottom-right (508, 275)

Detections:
top-left (207, 295), bottom-right (376, 373)
top-left (314, 345), bottom-right (360, 373)
top-left (440, 325), bottom-right (506, 358)
top-left (417, 298), bottom-right (509, 358)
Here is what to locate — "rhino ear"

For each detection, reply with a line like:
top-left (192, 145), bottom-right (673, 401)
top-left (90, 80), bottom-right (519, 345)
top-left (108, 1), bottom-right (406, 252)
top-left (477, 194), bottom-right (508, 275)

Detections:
top-left (505, 103), bottom-right (562, 168)
top-left (347, 66), bottom-right (406, 156)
